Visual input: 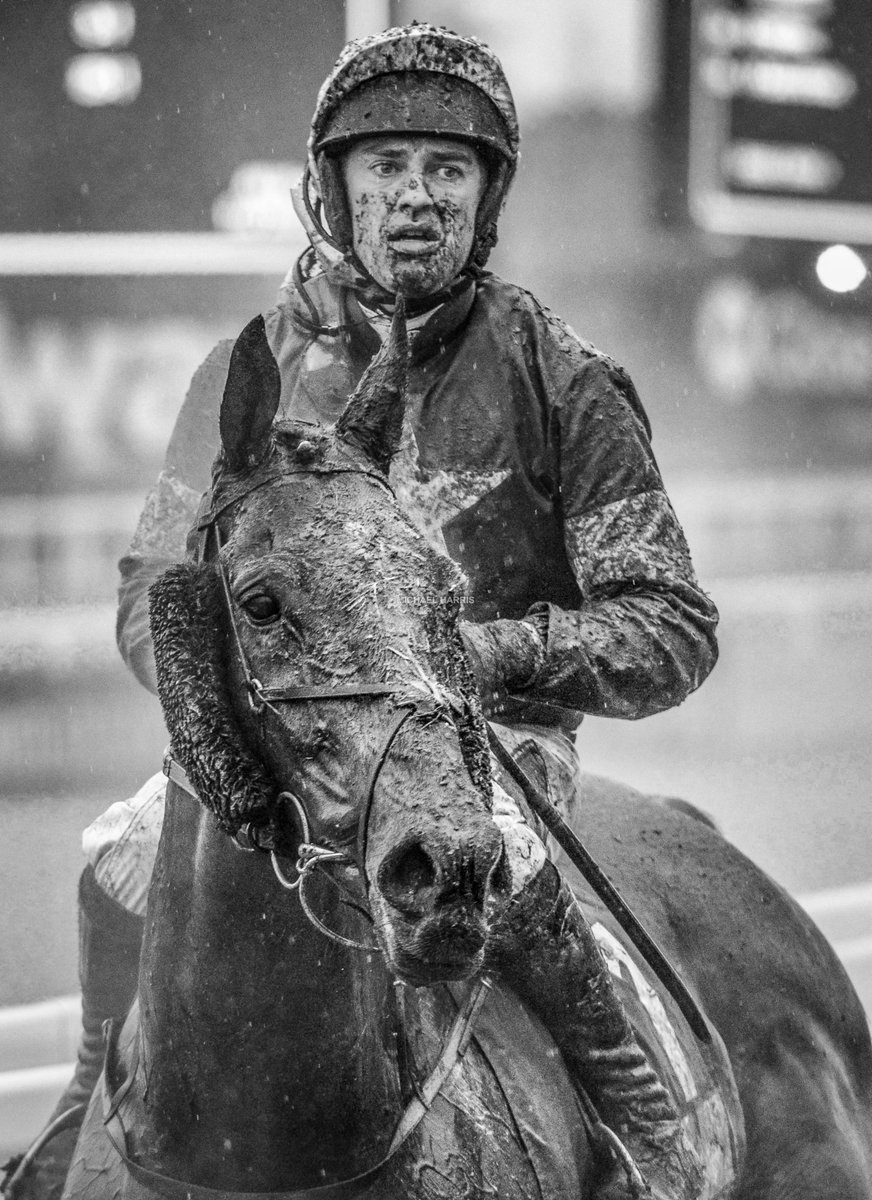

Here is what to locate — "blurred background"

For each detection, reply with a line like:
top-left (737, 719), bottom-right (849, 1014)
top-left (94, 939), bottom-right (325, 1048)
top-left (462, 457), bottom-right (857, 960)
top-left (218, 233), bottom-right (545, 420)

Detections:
top-left (1, 0), bottom-right (871, 1141)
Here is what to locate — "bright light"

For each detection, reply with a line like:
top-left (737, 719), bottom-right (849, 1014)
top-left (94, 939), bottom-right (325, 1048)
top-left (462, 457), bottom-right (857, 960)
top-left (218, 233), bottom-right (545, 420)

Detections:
top-left (816, 244), bottom-right (868, 293)
top-left (70, 1), bottom-right (136, 49)
top-left (64, 53), bottom-right (142, 106)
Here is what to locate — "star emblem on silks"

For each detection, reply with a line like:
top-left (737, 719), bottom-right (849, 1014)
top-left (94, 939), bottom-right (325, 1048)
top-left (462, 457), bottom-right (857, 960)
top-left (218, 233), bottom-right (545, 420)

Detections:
top-left (389, 429), bottom-right (509, 554)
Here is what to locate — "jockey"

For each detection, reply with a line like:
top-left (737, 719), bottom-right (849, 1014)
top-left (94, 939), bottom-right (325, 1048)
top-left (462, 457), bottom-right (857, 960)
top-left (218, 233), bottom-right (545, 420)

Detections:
top-left (13, 24), bottom-right (718, 1200)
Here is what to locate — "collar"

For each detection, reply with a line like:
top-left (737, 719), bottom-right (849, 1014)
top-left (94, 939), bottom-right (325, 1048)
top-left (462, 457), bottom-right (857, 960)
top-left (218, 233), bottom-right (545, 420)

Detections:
top-left (344, 277), bottom-right (477, 364)
top-left (285, 258), bottom-right (478, 364)
top-left (357, 300), bottom-right (438, 345)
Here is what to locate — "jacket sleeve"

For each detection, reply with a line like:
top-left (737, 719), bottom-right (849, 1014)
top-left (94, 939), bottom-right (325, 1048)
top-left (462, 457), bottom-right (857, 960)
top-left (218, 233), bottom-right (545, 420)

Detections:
top-left (524, 354), bottom-right (718, 720)
top-left (116, 341), bottom-right (232, 692)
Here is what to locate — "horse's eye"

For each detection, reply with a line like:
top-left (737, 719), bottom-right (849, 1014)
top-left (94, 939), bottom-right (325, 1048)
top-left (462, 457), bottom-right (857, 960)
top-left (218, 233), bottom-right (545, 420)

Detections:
top-left (241, 593), bottom-right (281, 625)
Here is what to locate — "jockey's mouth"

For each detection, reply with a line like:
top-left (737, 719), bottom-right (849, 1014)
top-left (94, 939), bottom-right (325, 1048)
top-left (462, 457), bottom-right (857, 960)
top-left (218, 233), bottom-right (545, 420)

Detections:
top-left (388, 225), bottom-right (442, 255)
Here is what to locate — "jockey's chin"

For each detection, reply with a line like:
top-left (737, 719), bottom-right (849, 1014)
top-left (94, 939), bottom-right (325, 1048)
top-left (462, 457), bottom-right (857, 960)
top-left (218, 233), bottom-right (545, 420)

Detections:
top-left (380, 247), bottom-right (464, 301)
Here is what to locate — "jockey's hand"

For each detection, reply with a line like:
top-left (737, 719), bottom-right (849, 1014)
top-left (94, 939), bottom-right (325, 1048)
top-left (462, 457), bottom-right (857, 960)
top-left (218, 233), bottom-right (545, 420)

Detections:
top-left (459, 617), bottom-right (546, 715)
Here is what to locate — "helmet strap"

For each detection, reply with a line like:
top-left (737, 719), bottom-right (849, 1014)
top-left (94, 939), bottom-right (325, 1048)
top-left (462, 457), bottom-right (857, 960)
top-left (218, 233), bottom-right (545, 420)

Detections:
top-left (291, 165), bottom-right (369, 290)
top-left (300, 165), bottom-right (341, 251)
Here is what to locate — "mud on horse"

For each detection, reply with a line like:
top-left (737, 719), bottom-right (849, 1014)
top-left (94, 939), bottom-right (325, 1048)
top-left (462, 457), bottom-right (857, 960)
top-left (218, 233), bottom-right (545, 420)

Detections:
top-left (58, 306), bottom-right (598, 1200)
top-left (57, 306), bottom-right (872, 1200)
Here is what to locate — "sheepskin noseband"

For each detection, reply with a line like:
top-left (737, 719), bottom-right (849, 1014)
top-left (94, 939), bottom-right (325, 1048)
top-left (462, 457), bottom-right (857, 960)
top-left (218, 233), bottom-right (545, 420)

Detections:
top-left (149, 561), bottom-right (279, 832)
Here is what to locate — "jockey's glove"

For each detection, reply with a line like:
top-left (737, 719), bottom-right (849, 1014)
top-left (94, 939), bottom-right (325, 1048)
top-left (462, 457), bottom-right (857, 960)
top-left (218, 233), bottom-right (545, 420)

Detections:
top-left (459, 615), bottom-right (546, 716)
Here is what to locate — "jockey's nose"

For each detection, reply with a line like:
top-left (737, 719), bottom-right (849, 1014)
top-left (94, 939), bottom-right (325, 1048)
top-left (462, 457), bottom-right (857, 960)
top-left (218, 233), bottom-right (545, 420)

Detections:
top-left (397, 174), bottom-right (433, 214)
top-left (376, 827), bottom-right (502, 918)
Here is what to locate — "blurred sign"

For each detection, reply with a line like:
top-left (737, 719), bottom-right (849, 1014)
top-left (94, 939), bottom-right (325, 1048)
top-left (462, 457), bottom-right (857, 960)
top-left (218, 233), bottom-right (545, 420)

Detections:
top-left (689, 0), bottom-right (872, 242)
top-left (695, 274), bottom-right (872, 402)
top-left (0, 1), bottom-right (343, 272)
top-left (0, 306), bottom-right (219, 490)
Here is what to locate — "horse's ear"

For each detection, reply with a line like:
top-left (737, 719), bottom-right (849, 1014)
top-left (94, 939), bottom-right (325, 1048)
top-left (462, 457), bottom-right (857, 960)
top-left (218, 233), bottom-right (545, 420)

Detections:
top-left (335, 297), bottom-right (409, 473)
top-left (219, 315), bottom-right (282, 473)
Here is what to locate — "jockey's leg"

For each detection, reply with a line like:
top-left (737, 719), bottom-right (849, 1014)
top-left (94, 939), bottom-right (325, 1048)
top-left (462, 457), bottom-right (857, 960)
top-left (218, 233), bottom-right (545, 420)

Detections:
top-left (486, 724), bottom-right (703, 1199)
top-left (2, 775), bottom-right (163, 1200)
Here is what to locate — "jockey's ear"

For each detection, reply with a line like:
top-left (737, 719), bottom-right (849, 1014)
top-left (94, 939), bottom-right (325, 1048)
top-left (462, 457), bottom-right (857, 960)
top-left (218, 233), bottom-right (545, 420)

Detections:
top-left (220, 315), bottom-right (282, 473)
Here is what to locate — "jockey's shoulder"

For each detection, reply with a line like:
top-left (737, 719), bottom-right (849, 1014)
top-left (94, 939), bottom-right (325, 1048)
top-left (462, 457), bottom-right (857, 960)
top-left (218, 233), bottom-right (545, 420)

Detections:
top-left (475, 274), bottom-right (612, 362)
top-left (253, 263), bottom-right (626, 399)
top-left (474, 273), bottom-right (628, 390)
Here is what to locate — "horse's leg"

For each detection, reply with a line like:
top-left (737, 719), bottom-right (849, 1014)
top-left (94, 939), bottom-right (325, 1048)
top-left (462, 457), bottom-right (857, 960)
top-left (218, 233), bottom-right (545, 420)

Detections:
top-left (739, 1035), bottom-right (872, 1200)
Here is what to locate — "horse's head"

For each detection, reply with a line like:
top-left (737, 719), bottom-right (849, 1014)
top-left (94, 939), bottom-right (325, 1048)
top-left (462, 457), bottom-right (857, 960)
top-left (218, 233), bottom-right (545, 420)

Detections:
top-left (150, 305), bottom-right (506, 986)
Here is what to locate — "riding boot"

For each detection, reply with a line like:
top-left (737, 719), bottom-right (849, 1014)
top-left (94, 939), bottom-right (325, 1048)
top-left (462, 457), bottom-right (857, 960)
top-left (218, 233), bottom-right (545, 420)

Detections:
top-left (2, 866), bottom-right (144, 1200)
top-left (488, 859), bottom-right (705, 1199)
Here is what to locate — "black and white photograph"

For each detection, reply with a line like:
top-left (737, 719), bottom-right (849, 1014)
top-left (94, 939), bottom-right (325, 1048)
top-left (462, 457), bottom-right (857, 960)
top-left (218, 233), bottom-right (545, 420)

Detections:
top-left (1, 2), bottom-right (871, 1197)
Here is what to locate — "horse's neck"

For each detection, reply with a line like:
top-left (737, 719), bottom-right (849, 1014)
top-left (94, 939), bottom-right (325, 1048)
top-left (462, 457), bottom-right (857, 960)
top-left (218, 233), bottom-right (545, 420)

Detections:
top-left (135, 791), bottom-right (404, 1190)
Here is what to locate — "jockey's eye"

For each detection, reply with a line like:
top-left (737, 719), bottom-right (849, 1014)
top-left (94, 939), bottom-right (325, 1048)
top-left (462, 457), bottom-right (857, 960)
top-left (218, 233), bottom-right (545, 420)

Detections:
top-left (240, 592), bottom-right (281, 625)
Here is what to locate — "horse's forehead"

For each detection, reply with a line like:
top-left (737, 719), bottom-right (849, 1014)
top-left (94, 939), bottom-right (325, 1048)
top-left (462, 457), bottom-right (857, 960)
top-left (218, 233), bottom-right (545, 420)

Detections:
top-left (227, 472), bottom-right (453, 582)
top-left (234, 472), bottom-right (404, 539)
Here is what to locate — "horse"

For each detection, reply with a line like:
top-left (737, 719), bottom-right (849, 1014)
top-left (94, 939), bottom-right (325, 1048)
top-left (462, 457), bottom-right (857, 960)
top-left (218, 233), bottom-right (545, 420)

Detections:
top-left (61, 308), bottom-right (872, 1200)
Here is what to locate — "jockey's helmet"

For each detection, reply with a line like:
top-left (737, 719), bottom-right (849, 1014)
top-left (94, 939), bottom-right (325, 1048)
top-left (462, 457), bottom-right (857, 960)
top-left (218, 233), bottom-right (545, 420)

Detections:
top-left (306, 24), bottom-right (519, 274)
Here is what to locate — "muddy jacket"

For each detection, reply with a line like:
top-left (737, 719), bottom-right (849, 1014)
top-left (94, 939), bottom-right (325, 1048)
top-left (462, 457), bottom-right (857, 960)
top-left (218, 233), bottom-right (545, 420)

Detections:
top-left (117, 269), bottom-right (718, 732)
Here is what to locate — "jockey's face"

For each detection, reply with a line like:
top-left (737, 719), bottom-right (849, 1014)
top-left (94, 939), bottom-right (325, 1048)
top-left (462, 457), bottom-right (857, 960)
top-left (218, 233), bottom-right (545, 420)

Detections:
top-left (342, 136), bottom-right (486, 299)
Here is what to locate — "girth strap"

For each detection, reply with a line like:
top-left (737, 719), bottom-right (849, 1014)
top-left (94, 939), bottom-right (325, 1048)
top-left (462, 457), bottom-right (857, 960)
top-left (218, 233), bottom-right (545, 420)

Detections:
top-left (101, 979), bottom-right (491, 1200)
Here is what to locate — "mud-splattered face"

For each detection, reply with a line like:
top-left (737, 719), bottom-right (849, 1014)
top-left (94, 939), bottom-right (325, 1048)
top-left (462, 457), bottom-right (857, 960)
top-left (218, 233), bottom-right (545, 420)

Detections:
top-left (342, 136), bottom-right (486, 298)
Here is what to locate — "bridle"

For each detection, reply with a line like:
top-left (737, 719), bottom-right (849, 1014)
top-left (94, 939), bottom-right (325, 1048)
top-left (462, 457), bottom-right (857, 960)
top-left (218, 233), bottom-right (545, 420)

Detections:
top-left (181, 462), bottom-right (474, 953)
top-left (109, 456), bottom-right (658, 1198)
top-left (126, 462), bottom-right (508, 1200)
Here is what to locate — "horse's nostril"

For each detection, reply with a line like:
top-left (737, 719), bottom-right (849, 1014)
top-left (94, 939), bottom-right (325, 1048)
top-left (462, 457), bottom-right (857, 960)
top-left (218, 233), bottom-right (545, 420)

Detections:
top-left (377, 839), bottom-right (438, 916)
top-left (394, 844), bottom-right (437, 892)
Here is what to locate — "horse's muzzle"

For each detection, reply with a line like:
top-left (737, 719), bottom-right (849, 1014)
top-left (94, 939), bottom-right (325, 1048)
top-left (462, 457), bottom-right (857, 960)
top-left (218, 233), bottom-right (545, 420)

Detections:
top-left (387, 913), bottom-right (488, 985)
top-left (376, 833), bottom-right (501, 916)
top-left (372, 827), bottom-right (505, 983)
